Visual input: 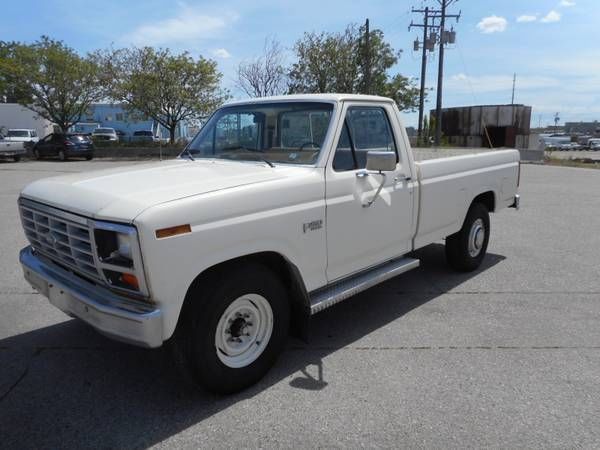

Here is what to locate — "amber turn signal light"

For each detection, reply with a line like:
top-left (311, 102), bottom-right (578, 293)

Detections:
top-left (121, 273), bottom-right (139, 290)
top-left (155, 224), bottom-right (191, 239)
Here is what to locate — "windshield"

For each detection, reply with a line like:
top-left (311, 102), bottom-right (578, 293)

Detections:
top-left (186, 102), bottom-right (334, 165)
top-left (7, 130), bottom-right (29, 137)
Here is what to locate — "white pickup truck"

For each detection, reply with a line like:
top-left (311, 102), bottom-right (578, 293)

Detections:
top-left (18, 94), bottom-right (520, 393)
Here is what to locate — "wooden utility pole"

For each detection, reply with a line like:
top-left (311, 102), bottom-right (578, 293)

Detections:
top-left (433, 0), bottom-right (460, 146)
top-left (511, 73), bottom-right (516, 104)
top-left (364, 18), bottom-right (371, 95)
top-left (410, 7), bottom-right (431, 144)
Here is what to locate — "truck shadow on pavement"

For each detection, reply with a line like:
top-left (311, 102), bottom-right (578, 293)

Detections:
top-left (0, 243), bottom-right (504, 449)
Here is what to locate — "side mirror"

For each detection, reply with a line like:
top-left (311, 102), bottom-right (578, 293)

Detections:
top-left (366, 151), bottom-right (396, 172)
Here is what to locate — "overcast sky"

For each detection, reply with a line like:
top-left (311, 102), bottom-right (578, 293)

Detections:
top-left (1, 0), bottom-right (596, 127)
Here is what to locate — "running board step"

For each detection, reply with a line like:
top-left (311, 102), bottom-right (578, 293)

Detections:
top-left (309, 257), bottom-right (420, 315)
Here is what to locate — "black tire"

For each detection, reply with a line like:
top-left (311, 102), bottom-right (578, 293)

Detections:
top-left (13, 155), bottom-right (21, 162)
top-left (445, 202), bottom-right (490, 272)
top-left (33, 149), bottom-right (41, 160)
top-left (58, 150), bottom-right (67, 161)
top-left (85, 154), bottom-right (93, 161)
top-left (172, 263), bottom-right (290, 394)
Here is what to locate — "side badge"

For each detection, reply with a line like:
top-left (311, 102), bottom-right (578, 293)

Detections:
top-left (303, 219), bottom-right (323, 233)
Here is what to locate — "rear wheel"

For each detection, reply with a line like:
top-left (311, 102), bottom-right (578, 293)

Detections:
top-left (445, 202), bottom-right (490, 272)
top-left (58, 150), bottom-right (67, 161)
top-left (172, 263), bottom-right (289, 394)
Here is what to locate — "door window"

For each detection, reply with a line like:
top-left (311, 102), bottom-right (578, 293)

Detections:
top-left (332, 106), bottom-right (397, 171)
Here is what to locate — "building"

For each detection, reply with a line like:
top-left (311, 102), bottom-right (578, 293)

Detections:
top-left (564, 121), bottom-right (600, 136)
top-left (71, 103), bottom-right (191, 141)
top-left (0, 103), bottom-right (57, 138)
top-left (432, 104), bottom-right (532, 149)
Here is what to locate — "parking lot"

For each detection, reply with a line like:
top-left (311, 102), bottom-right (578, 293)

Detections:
top-left (1, 159), bottom-right (599, 448)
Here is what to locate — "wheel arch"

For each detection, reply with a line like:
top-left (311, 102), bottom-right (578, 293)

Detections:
top-left (471, 190), bottom-right (496, 213)
top-left (178, 251), bottom-right (311, 341)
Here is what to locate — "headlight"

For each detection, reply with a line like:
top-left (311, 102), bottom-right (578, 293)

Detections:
top-left (92, 221), bottom-right (148, 297)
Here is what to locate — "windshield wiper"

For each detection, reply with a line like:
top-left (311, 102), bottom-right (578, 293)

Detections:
top-left (218, 151), bottom-right (274, 168)
top-left (220, 146), bottom-right (275, 167)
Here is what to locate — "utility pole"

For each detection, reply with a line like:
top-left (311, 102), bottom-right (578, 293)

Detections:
top-left (410, 7), bottom-right (432, 145)
top-left (364, 18), bottom-right (371, 95)
top-left (511, 73), bottom-right (516, 104)
top-left (433, 0), bottom-right (460, 146)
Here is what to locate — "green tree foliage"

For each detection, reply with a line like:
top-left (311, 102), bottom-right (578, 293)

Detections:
top-left (288, 24), bottom-right (421, 111)
top-left (98, 47), bottom-right (228, 143)
top-left (288, 26), bottom-right (358, 94)
top-left (0, 37), bottom-right (103, 132)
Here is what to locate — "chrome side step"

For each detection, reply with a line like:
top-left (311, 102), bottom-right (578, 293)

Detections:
top-left (309, 257), bottom-right (420, 315)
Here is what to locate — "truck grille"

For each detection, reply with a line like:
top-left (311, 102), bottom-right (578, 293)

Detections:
top-left (19, 199), bottom-right (100, 281)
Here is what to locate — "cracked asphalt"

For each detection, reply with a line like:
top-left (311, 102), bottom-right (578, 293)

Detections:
top-left (1, 159), bottom-right (599, 448)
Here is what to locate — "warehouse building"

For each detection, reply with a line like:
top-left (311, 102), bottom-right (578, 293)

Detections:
top-left (432, 104), bottom-right (532, 149)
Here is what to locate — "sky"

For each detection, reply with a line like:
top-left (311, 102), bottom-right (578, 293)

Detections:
top-left (1, 0), bottom-right (597, 128)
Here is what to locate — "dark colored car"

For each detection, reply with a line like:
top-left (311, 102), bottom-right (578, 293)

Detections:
top-left (131, 130), bottom-right (159, 142)
top-left (32, 133), bottom-right (94, 161)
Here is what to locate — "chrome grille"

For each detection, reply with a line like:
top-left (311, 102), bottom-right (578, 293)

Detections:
top-left (19, 199), bottom-right (100, 280)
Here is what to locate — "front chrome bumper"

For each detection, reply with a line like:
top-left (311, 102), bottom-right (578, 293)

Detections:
top-left (20, 246), bottom-right (163, 348)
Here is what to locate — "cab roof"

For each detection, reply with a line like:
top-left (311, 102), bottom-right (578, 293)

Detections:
top-left (224, 93), bottom-right (395, 107)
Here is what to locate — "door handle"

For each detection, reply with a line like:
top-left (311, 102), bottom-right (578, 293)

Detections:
top-left (394, 175), bottom-right (412, 182)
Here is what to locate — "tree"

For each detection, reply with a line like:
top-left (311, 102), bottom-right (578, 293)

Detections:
top-left (288, 24), bottom-right (421, 111)
top-left (288, 26), bottom-right (358, 94)
top-left (381, 74), bottom-right (421, 112)
top-left (237, 38), bottom-right (287, 97)
top-left (98, 47), bottom-right (228, 144)
top-left (0, 37), bottom-right (103, 132)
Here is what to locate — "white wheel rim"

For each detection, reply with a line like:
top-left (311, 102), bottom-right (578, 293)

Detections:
top-left (215, 294), bottom-right (273, 369)
top-left (468, 218), bottom-right (485, 257)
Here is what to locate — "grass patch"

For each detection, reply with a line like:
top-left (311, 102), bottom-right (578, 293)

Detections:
top-left (545, 158), bottom-right (600, 170)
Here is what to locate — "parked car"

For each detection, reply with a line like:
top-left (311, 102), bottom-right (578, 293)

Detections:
top-left (0, 135), bottom-right (26, 161)
top-left (18, 94), bottom-right (520, 393)
top-left (588, 139), bottom-right (600, 151)
top-left (131, 130), bottom-right (160, 142)
top-left (4, 129), bottom-right (39, 150)
top-left (115, 130), bottom-right (127, 140)
top-left (557, 142), bottom-right (582, 151)
top-left (32, 133), bottom-right (94, 161)
top-left (91, 127), bottom-right (118, 142)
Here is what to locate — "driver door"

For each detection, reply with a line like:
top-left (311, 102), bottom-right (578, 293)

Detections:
top-left (325, 103), bottom-right (415, 281)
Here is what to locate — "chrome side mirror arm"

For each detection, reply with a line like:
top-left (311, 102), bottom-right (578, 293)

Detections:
top-left (356, 170), bottom-right (387, 208)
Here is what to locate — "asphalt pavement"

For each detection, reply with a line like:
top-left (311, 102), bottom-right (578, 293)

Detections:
top-left (0, 159), bottom-right (599, 448)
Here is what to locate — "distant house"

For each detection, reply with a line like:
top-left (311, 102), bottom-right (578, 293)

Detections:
top-left (0, 103), bottom-right (57, 138)
top-left (70, 103), bottom-right (191, 141)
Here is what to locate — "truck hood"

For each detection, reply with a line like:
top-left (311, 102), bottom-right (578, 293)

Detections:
top-left (21, 159), bottom-right (289, 222)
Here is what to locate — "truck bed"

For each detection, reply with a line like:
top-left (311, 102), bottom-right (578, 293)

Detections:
top-left (412, 149), bottom-right (520, 249)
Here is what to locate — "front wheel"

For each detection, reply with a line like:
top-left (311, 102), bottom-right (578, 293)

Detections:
top-left (445, 202), bottom-right (490, 272)
top-left (172, 263), bottom-right (289, 394)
